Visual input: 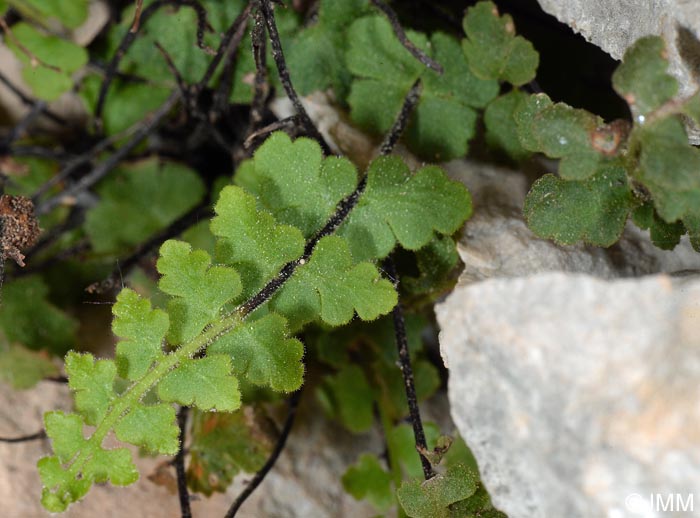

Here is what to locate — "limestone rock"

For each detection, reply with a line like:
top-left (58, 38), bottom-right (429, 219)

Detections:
top-left (436, 273), bottom-right (700, 518)
top-left (535, 0), bottom-right (700, 143)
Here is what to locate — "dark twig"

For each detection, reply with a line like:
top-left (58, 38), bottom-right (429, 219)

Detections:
top-left (8, 146), bottom-right (72, 162)
top-left (95, 0), bottom-right (212, 127)
top-left (379, 79), bottom-right (422, 155)
top-left (1, 101), bottom-right (47, 148)
top-left (86, 202), bottom-right (212, 294)
top-left (247, 7), bottom-right (269, 133)
top-left (259, 0), bottom-right (332, 155)
top-left (0, 430), bottom-right (46, 443)
top-left (370, 0), bottom-right (444, 74)
top-left (380, 80), bottom-right (433, 479)
top-left (244, 116), bottom-right (297, 148)
top-left (175, 407), bottom-right (192, 518)
top-left (0, 71), bottom-right (66, 126)
top-left (154, 42), bottom-right (190, 104)
top-left (225, 389), bottom-right (302, 518)
top-left (31, 124), bottom-right (140, 202)
top-left (384, 258), bottom-right (434, 480)
top-left (37, 91), bottom-right (180, 215)
top-left (195, 2), bottom-right (253, 92)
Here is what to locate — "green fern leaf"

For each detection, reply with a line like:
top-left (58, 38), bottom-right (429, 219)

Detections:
top-left (235, 132), bottom-right (358, 237)
top-left (347, 15), bottom-right (497, 160)
top-left (113, 289), bottom-right (168, 381)
top-left (157, 240), bottom-right (242, 343)
top-left (272, 236), bottom-right (397, 329)
top-left (157, 355), bottom-right (241, 412)
top-left (612, 36), bottom-right (678, 119)
top-left (397, 464), bottom-right (479, 518)
top-left (85, 159), bottom-right (205, 254)
top-left (114, 403), bottom-right (179, 454)
top-left (524, 162), bottom-right (633, 246)
top-left (339, 156), bottom-right (472, 261)
top-left (211, 186), bottom-right (305, 298)
top-left (65, 352), bottom-right (116, 426)
top-left (209, 313), bottom-right (304, 392)
top-left (515, 93), bottom-right (606, 180)
top-left (461, 1), bottom-right (538, 86)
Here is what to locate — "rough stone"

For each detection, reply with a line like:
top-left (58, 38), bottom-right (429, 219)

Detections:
top-left (535, 0), bottom-right (700, 143)
top-left (443, 159), bottom-right (700, 283)
top-left (436, 273), bottom-right (700, 518)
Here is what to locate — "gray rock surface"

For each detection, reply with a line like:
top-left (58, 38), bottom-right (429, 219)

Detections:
top-left (436, 273), bottom-right (700, 518)
top-left (443, 159), bottom-right (700, 282)
top-left (535, 0), bottom-right (700, 142)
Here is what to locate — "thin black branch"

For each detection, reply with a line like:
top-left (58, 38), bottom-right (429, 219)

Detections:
top-left (195, 2), bottom-right (253, 92)
top-left (95, 0), bottom-right (212, 127)
top-left (175, 407), bottom-right (192, 518)
top-left (8, 146), bottom-right (72, 162)
top-left (381, 79), bottom-right (433, 479)
top-left (244, 116), bottom-right (297, 148)
top-left (36, 91), bottom-right (180, 215)
top-left (0, 430), bottom-right (46, 443)
top-left (154, 41), bottom-right (190, 104)
top-left (379, 79), bottom-right (422, 155)
top-left (225, 389), bottom-right (302, 518)
top-left (31, 124), bottom-right (139, 202)
top-left (370, 0), bottom-right (444, 74)
top-left (1, 101), bottom-right (47, 148)
top-left (247, 7), bottom-right (268, 133)
top-left (384, 258), bottom-right (434, 480)
top-left (86, 202), bottom-right (212, 294)
top-left (0, 71), bottom-right (67, 126)
top-left (259, 0), bottom-right (332, 155)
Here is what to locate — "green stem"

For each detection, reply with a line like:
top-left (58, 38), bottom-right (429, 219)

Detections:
top-left (66, 312), bottom-right (243, 478)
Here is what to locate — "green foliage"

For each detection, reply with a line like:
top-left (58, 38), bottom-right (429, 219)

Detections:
top-left (9, 0), bottom-right (89, 29)
top-left (341, 454), bottom-right (395, 512)
top-left (397, 464), bottom-right (478, 518)
top-left (85, 159), bottom-right (205, 254)
top-left (632, 203), bottom-right (685, 250)
top-left (484, 89), bottom-right (531, 161)
top-left (208, 313), bottom-right (304, 392)
top-left (515, 93), bottom-right (606, 180)
top-left (211, 185), bottom-right (304, 298)
top-left (612, 36), bottom-right (678, 118)
top-left (187, 408), bottom-right (272, 495)
top-left (38, 131), bottom-right (470, 511)
top-left (319, 364), bottom-right (375, 433)
top-left (519, 35), bottom-right (700, 250)
top-left (338, 156), bottom-right (472, 261)
top-left (635, 117), bottom-right (700, 222)
top-left (462, 1), bottom-right (538, 86)
top-left (286, 0), bottom-right (370, 99)
top-left (524, 163), bottom-right (633, 246)
top-left (0, 276), bottom-right (78, 356)
top-left (347, 15), bottom-right (498, 160)
top-left (7, 22), bottom-right (87, 100)
top-left (0, 344), bottom-right (58, 389)
top-left (235, 132), bottom-right (357, 237)
top-left (157, 240), bottom-right (242, 343)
